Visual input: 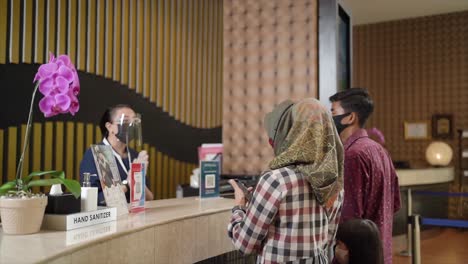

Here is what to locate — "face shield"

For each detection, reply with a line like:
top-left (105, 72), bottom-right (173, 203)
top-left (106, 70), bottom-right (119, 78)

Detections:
top-left (114, 113), bottom-right (143, 147)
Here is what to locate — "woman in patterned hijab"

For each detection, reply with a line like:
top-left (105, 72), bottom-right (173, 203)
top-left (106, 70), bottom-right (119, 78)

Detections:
top-left (265, 97), bottom-right (344, 207)
top-left (228, 98), bottom-right (344, 264)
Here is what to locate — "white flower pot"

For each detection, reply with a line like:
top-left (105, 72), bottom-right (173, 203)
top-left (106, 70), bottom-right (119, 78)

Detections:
top-left (0, 196), bottom-right (48, 235)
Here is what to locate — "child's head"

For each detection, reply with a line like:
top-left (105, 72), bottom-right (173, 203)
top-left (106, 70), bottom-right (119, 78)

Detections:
top-left (335, 219), bottom-right (383, 264)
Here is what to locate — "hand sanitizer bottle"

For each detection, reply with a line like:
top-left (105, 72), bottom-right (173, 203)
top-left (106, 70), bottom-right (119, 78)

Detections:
top-left (81, 172), bottom-right (98, 212)
top-left (176, 185), bottom-right (183, 198)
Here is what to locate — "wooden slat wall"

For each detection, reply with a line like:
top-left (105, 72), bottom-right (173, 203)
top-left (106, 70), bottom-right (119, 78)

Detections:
top-left (77, 0), bottom-right (87, 70)
top-left (7, 127), bottom-right (17, 182)
top-left (32, 123), bottom-right (42, 193)
top-left (68, 0), bottom-right (77, 65)
top-left (20, 125), bottom-right (29, 179)
top-left (0, 0), bottom-right (7, 64)
top-left (96, 0), bottom-right (105, 76)
top-left (9, 0), bottom-right (20, 63)
top-left (44, 122), bottom-right (53, 193)
top-left (65, 122), bottom-right (75, 182)
top-left (46, 0), bottom-right (56, 62)
top-left (0, 130), bottom-right (3, 180)
top-left (0, 0), bottom-right (222, 198)
top-left (25, 0), bottom-right (223, 128)
top-left (22, 0), bottom-right (33, 63)
top-left (57, 0), bottom-right (66, 55)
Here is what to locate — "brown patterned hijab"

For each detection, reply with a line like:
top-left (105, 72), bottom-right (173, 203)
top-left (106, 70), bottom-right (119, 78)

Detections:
top-left (264, 98), bottom-right (344, 207)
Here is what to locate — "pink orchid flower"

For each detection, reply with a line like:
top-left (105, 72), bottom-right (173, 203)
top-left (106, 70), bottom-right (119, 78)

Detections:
top-left (34, 53), bottom-right (80, 117)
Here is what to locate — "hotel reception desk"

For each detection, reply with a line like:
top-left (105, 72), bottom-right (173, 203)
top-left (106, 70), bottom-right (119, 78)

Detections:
top-left (0, 197), bottom-right (236, 264)
top-left (393, 167), bottom-right (455, 236)
top-left (396, 167), bottom-right (454, 187)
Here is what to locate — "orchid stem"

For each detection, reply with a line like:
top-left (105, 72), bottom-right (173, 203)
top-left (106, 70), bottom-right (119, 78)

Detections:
top-left (15, 82), bottom-right (40, 190)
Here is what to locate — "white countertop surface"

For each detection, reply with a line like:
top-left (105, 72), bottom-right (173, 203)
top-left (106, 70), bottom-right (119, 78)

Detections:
top-left (0, 197), bottom-right (235, 264)
top-left (396, 167), bottom-right (455, 187)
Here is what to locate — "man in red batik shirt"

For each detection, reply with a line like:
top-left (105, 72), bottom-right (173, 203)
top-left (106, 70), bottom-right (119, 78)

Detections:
top-left (330, 88), bottom-right (401, 264)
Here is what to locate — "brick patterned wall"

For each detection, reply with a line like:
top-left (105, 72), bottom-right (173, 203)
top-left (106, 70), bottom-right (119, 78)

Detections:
top-left (223, 0), bottom-right (318, 174)
top-left (353, 11), bottom-right (468, 217)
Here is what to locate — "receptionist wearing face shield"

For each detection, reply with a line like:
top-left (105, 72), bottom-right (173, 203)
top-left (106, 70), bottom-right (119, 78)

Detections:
top-left (79, 104), bottom-right (154, 205)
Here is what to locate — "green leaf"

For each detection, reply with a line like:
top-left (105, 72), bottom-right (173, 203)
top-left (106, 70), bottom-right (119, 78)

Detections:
top-left (0, 181), bottom-right (17, 195)
top-left (27, 178), bottom-right (63, 187)
top-left (3, 170), bottom-right (81, 198)
top-left (23, 170), bottom-right (65, 185)
top-left (27, 178), bottom-right (82, 199)
top-left (61, 179), bottom-right (82, 199)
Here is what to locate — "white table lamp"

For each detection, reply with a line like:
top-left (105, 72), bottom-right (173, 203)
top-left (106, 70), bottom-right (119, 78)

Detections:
top-left (425, 141), bottom-right (453, 166)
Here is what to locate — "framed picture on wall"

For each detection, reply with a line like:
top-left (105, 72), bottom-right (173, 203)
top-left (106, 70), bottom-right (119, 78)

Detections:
top-left (404, 121), bottom-right (430, 140)
top-left (432, 114), bottom-right (453, 139)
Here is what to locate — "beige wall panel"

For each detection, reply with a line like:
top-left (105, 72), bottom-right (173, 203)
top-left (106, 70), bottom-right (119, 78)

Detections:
top-left (223, 0), bottom-right (318, 174)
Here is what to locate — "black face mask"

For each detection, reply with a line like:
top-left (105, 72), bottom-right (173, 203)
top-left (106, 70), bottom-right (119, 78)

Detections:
top-left (333, 112), bottom-right (352, 134)
top-left (115, 124), bottom-right (132, 143)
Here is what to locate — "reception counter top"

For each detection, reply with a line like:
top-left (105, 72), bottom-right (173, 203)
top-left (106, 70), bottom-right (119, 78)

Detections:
top-left (396, 167), bottom-right (454, 187)
top-left (0, 197), bottom-right (236, 264)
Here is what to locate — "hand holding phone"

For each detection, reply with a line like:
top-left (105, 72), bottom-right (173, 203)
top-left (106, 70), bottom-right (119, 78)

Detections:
top-left (235, 180), bottom-right (253, 202)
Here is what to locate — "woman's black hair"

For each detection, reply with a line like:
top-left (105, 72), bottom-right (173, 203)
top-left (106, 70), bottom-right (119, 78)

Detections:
top-left (336, 218), bottom-right (384, 264)
top-left (99, 104), bottom-right (132, 138)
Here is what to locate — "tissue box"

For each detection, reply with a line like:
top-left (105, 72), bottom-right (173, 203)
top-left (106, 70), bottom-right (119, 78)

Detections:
top-left (45, 194), bottom-right (81, 214)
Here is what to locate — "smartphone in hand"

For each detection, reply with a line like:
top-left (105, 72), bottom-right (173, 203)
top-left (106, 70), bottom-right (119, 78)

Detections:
top-left (235, 180), bottom-right (253, 202)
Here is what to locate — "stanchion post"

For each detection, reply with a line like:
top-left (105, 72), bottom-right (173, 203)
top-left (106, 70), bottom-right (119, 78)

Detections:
top-left (411, 215), bottom-right (421, 264)
top-left (400, 188), bottom-right (412, 256)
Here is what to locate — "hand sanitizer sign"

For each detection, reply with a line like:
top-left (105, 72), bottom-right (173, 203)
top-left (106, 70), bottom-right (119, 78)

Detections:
top-left (129, 163), bottom-right (145, 213)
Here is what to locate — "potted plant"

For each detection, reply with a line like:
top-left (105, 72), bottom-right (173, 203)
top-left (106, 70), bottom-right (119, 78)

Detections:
top-left (0, 171), bottom-right (81, 234)
top-left (0, 53), bottom-right (81, 235)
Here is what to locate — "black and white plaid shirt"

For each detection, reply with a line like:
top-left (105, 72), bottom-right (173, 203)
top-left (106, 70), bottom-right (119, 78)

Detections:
top-left (228, 167), bottom-right (343, 264)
